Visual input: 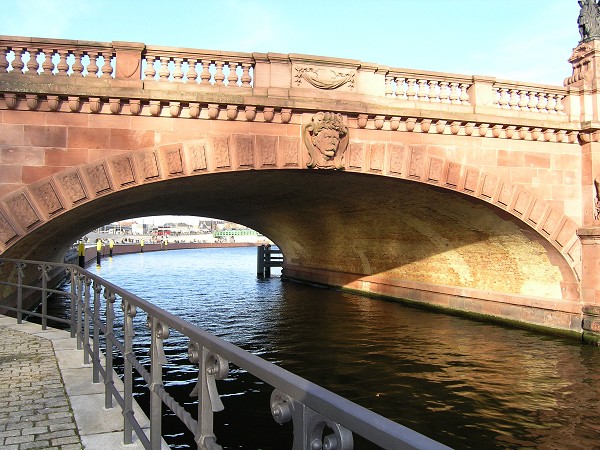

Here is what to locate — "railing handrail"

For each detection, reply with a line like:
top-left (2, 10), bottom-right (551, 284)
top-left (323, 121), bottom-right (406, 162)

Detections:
top-left (0, 257), bottom-right (450, 450)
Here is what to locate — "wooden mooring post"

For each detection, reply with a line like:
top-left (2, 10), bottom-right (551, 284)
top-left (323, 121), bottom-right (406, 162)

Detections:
top-left (257, 244), bottom-right (283, 278)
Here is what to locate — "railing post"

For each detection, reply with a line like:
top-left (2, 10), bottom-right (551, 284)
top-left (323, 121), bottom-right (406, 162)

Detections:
top-left (123, 300), bottom-right (137, 444)
top-left (105, 290), bottom-right (116, 409)
top-left (15, 262), bottom-right (24, 324)
top-left (467, 76), bottom-right (496, 110)
top-left (188, 342), bottom-right (228, 450)
top-left (149, 316), bottom-right (169, 450)
top-left (112, 41), bottom-right (145, 81)
top-left (83, 277), bottom-right (92, 365)
top-left (39, 264), bottom-right (48, 330)
top-left (69, 269), bottom-right (77, 338)
top-left (92, 281), bottom-right (102, 382)
top-left (76, 274), bottom-right (84, 350)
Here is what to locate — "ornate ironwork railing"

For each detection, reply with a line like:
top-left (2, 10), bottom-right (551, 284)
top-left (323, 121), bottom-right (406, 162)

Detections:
top-left (0, 257), bottom-right (450, 450)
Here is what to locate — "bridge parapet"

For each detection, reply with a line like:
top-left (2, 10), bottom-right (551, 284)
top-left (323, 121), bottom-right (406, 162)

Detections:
top-left (0, 35), bottom-right (574, 126)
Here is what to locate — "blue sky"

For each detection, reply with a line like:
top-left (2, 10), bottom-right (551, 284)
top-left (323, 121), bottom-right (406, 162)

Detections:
top-left (3, 0), bottom-right (582, 86)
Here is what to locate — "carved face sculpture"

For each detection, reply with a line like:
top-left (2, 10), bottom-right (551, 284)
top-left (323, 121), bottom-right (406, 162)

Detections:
top-left (304, 112), bottom-right (348, 169)
top-left (312, 128), bottom-right (341, 159)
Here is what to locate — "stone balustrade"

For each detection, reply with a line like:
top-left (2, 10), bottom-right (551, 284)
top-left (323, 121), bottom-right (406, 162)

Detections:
top-left (0, 35), bottom-right (572, 118)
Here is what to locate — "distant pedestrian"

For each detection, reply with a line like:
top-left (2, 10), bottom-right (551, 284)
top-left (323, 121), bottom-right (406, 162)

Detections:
top-left (96, 239), bottom-right (102, 266)
top-left (77, 241), bottom-right (85, 267)
top-left (109, 238), bottom-right (114, 257)
top-left (140, 239), bottom-right (144, 253)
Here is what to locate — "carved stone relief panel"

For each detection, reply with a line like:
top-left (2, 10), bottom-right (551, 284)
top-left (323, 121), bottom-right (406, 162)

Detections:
top-left (110, 155), bottom-right (136, 187)
top-left (137, 150), bottom-right (161, 180)
top-left (282, 137), bottom-right (300, 167)
top-left (57, 171), bottom-right (88, 205)
top-left (212, 135), bottom-right (231, 169)
top-left (0, 210), bottom-right (18, 245)
top-left (542, 209), bottom-right (562, 236)
top-left (368, 143), bottom-right (385, 173)
top-left (234, 135), bottom-right (255, 168)
top-left (31, 180), bottom-right (64, 216)
top-left (346, 142), bottom-right (364, 170)
top-left (427, 157), bottom-right (443, 183)
top-left (85, 162), bottom-right (112, 196)
top-left (408, 146), bottom-right (425, 179)
top-left (160, 144), bottom-right (185, 176)
top-left (463, 168), bottom-right (480, 194)
top-left (481, 174), bottom-right (498, 199)
top-left (512, 190), bottom-right (532, 217)
top-left (6, 192), bottom-right (41, 230)
top-left (188, 142), bottom-right (208, 172)
top-left (445, 163), bottom-right (461, 188)
top-left (257, 136), bottom-right (277, 167)
top-left (388, 144), bottom-right (405, 175)
top-left (496, 182), bottom-right (515, 207)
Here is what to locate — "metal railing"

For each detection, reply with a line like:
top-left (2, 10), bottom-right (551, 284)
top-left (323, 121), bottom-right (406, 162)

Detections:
top-left (0, 257), bottom-right (450, 450)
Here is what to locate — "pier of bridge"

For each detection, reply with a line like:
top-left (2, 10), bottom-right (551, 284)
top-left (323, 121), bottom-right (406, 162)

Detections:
top-left (1, 28), bottom-right (600, 341)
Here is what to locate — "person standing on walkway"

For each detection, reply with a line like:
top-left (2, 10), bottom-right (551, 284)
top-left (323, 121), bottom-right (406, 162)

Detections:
top-left (140, 238), bottom-right (144, 253)
top-left (109, 238), bottom-right (114, 257)
top-left (77, 241), bottom-right (85, 267)
top-left (96, 239), bottom-right (102, 266)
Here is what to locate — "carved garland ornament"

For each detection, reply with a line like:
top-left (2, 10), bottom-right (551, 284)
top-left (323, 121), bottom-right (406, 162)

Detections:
top-left (295, 67), bottom-right (355, 90)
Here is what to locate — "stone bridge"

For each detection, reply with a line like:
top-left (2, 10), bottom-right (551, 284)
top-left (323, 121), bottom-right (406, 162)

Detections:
top-left (1, 35), bottom-right (600, 341)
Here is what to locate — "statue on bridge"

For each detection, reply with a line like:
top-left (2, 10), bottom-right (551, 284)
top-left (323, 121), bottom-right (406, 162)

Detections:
top-left (304, 112), bottom-right (349, 169)
top-left (579, 0), bottom-right (600, 42)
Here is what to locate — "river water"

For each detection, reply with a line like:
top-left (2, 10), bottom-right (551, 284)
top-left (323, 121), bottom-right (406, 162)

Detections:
top-left (77, 247), bottom-right (600, 449)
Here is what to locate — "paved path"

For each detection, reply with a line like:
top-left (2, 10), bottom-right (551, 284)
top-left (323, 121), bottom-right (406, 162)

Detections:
top-left (0, 316), bottom-right (154, 449)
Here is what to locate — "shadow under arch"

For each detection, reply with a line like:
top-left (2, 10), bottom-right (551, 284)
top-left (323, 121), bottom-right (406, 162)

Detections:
top-left (0, 141), bottom-right (583, 331)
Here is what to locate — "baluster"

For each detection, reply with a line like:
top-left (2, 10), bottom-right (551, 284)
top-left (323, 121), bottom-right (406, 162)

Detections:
top-left (200, 60), bottom-right (212, 84)
top-left (498, 88), bottom-right (510, 109)
top-left (459, 83), bottom-right (470, 104)
top-left (509, 89), bottom-right (520, 109)
top-left (518, 90), bottom-right (529, 110)
top-left (385, 75), bottom-right (393, 97)
top-left (69, 270), bottom-right (77, 338)
top-left (527, 91), bottom-right (539, 111)
top-left (56, 50), bottom-right (69, 76)
top-left (144, 55), bottom-right (156, 80)
top-left (537, 92), bottom-right (549, 113)
top-left (428, 80), bottom-right (439, 102)
top-left (173, 58), bottom-right (184, 82)
top-left (406, 78), bottom-right (417, 100)
top-left (0, 48), bottom-right (8, 73)
top-left (92, 281), bottom-right (102, 383)
top-left (439, 81), bottom-right (450, 103)
top-left (41, 49), bottom-right (55, 75)
top-left (449, 82), bottom-right (460, 104)
top-left (214, 61), bottom-right (225, 86)
top-left (395, 77), bottom-right (406, 99)
top-left (26, 49), bottom-right (40, 74)
top-left (227, 62), bottom-right (239, 87)
top-left (417, 79), bottom-right (428, 101)
top-left (159, 56), bottom-right (170, 81)
top-left (71, 50), bottom-right (84, 77)
top-left (186, 59), bottom-right (198, 83)
top-left (39, 264), bottom-right (48, 329)
top-left (546, 93), bottom-right (558, 114)
top-left (241, 63), bottom-right (252, 87)
top-left (101, 52), bottom-right (113, 78)
top-left (87, 52), bottom-right (100, 77)
top-left (556, 95), bottom-right (565, 114)
top-left (12, 49), bottom-right (25, 73)
top-left (105, 290), bottom-right (116, 409)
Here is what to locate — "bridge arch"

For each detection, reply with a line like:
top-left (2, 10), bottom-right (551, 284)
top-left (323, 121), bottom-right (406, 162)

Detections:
top-left (0, 135), bottom-right (581, 318)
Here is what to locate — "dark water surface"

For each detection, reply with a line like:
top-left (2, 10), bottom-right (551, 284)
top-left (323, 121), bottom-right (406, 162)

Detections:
top-left (78, 247), bottom-right (600, 449)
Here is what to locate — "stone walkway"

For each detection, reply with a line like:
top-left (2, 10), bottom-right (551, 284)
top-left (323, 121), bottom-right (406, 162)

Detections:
top-left (0, 316), bottom-right (157, 450)
top-left (0, 325), bottom-right (82, 449)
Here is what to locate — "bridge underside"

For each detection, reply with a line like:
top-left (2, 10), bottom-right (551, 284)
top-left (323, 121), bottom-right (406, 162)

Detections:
top-left (2, 170), bottom-right (582, 333)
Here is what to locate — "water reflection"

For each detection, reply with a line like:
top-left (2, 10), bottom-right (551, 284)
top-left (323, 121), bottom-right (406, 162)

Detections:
top-left (82, 247), bottom-right (600, 449)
